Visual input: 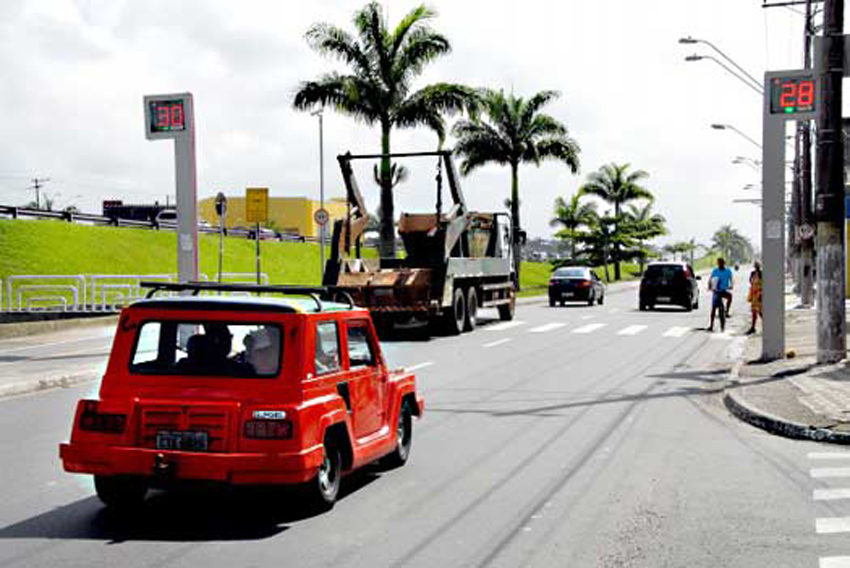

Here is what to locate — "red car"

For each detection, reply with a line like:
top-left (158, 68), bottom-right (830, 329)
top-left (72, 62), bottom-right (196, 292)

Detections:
top-left (60, 282), bottom-right (423, 509)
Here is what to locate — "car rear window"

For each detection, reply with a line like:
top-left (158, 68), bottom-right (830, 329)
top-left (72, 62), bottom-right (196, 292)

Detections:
top-left (645, 265), bottom-right (684, 279)
top-left (553, 268), bottom-right (588, 278)
top-left (130, 320), bottom-right (282, 377)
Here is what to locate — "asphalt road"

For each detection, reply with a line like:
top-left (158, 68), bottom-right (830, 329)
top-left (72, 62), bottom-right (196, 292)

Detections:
top-left (1, 281), bottom-right (848, 567)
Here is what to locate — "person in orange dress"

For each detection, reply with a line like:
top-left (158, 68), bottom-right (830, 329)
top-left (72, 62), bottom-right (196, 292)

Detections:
top-left (746, 261), bottom-right (762, 335)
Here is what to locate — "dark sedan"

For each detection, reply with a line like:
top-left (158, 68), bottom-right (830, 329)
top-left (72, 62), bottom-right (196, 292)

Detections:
top-left (548, 266), bottom-right (605, 307)
top-left (639, 262), bottom-right (700, 311)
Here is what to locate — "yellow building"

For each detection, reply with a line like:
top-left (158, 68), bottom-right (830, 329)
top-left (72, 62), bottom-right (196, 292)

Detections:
top-left (198, 196), bottom-right (348, 238)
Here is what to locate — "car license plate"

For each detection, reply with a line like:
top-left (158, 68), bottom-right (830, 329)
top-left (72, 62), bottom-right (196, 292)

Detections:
top-left (156, 431), bottom-right (209, 451)
top-left (562, 292), bottom-right (574, 298)
top-left (657, 296), bottom-right (671, 302)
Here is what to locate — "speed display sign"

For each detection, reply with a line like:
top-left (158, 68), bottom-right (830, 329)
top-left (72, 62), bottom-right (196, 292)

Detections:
top-left (769, 75), bottom-right (816, 115)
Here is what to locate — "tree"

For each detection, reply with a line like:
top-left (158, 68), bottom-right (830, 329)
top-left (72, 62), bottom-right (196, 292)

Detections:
top-left (623, 202), bottom-right (666, 274)
top-left (453, 88), bottom-right (581, 288)
top-left (711, 224), bottom-right (753, 264)
top-left (577, 212), bottom-right (616, 282)
top-left (550, 194), bottom-right (597, 262)
top-left (579, 163), bottom-right (653, 280)
top-left (293, 2), bottom-right (476, 257)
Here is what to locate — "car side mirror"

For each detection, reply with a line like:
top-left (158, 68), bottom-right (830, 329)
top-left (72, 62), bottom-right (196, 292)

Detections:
top-left (696, 276), bottom-right (702, 280)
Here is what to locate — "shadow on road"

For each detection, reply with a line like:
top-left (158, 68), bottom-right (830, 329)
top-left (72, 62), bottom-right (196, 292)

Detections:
top-left (0, 470), bottom-right (381, 543)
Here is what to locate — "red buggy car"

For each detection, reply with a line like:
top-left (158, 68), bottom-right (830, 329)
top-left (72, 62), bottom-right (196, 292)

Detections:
top-left (60, 282), bottom-right (424, 509)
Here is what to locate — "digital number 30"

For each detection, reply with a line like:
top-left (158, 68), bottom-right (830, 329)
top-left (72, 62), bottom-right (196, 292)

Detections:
top-left (780, 80), bottom-right (814, 107)
top-left (155, 103), bottom-right (184, 129)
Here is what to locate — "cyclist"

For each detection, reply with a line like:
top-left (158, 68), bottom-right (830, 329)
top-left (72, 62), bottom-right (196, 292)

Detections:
top-left (708, 257), bottom-right (734, 332)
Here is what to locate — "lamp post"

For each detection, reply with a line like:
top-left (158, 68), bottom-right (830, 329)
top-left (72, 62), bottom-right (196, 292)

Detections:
top-left (685, 54), bottom-right (764, 95)
top-left (311, 108), bottom-right (325, 281)
top-left (679, 36), bottom-right (762, 88)
top-left (711, 123), bottom-right (763, 149)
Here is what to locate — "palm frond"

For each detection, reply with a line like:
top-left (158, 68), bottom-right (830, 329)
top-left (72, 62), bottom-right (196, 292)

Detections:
top-left (305, 23), bottom-right (373, 78)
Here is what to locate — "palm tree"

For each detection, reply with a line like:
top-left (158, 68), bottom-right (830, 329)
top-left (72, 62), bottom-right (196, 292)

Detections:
top-left (453, 88), bottom-right (581, 287)
top-left (293, 2), bottom-right (476, 257)
top-left (623, 202), bottom-right (666, 274)
top-left (712, 225), bottom-right (753, 264)
top-left (550, 194), bottom-right (597, 262)
top-left (579, 163), bottom-right (653, 280)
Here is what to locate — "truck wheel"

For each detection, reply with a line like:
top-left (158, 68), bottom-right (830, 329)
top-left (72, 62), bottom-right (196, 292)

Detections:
top-left (94, 476), bottom-right (147, 508)
top-left (384, 400), bottom-right (413, 468)
top-left (307, 441), bottom-right (342, 509)
top-left (498, 296), bottom-right (515, 321)
top-left (464, 287), bottom-right (478, 332)
top-left (443, 288), bottom-right (466, 335)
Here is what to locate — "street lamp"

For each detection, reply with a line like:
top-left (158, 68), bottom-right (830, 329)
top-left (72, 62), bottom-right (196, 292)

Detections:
top-left (711, 123), bottom-right (762, 149)
top-left (311, 108), bottom-right (325, 281)
top-left (685, 54), bottom-right (763, 96)
top-left (679, 36), bottom-right (761, 89)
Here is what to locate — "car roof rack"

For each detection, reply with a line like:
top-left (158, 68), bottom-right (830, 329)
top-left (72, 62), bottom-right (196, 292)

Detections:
top-left (139, 281), bottom-right (354, 311)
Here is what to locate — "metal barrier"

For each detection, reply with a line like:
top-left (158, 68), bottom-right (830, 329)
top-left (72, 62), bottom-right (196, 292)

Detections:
top-left (17, 285), bottom-right (80, 311)
top-left (26, 296), bottom-right (68, 311)
top-left (6, 275), bottom-right (86, 311)
top-left (89, 274), bottom-right (174, 310)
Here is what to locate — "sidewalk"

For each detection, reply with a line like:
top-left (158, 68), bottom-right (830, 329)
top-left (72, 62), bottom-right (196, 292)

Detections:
top-left (724, 294), bottom-right (850, 444)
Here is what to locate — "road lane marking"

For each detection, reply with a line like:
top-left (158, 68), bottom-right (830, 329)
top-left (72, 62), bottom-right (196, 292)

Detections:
top-left (811, 467), bottom-right (850, 479)
top-left (816, 517), bottom-right (850, 534)
top-left (406, 362), bottom-right (434, 372)
top-left (572, 323), bottom-right (607, 334)
top-left (617, 325), bottom-right (647, 336)
top-left (821, 557), bottom-right (850, 568)
top-left (529, 323), bottom-right (567, 333)
top-left (581, 315), bottom-right (594, 320)
top-left (814, 488), bottom-right (850, 501)
top-left (709, 332), bottom-right (733, 341)
top-left (663, 326), bottom-right (690, 338)
top-left (0, 335), bottom-right (110, 354)
top-left (810, 452), bottom-right (850, 460)
top-left (486, 321), bottom-right (526, 332)
top-left (483, 338), bottom-right (511, 348)
top-left (607, 309), bottom-right (620, 314)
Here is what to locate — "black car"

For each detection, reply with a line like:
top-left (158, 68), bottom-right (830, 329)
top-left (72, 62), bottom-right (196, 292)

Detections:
top-left (639, 262), bottom-right (700, 311)
top-left (548, 266), bottom-right (605, 307)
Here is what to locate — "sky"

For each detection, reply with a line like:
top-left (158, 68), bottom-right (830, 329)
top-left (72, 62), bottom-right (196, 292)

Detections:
top-left (0, 0), bottom-right (817, 248)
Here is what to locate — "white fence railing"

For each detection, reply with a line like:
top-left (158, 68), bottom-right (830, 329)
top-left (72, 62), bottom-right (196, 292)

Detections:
top-left (2, 272), bottom-right (271, 312)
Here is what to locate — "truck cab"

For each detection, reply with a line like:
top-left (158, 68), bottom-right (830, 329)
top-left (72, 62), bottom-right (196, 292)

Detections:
top-left (60, 282), bottom-right (423, 510)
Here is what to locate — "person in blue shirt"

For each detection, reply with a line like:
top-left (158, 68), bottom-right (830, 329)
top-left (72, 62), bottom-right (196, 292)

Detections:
top-left (708, 257), bottom-right (734, 332)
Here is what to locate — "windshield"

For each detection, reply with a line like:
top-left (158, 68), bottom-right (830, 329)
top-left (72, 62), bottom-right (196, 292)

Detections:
top-left (645, 265), bottom-right (683, 279)
top-left (553, 268), bottom-right (588, 278)
top-left (130, 320), bottom-right (282, 377)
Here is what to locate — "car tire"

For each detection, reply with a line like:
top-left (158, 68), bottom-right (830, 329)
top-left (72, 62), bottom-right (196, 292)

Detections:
top-left (497, 295), bottom-right (515, 321)
top-left (549, 297), bottom-right (556, 307)
top-left (94, 476), bottom-right (147, 509)
top-left (598, 293), bottom-right (604, 305)
top-left (464, 288), bottom-right (478, 332)
top-left (694, 297), bottom-right (699, 310)
top-left (383, 400), bottom-right (413, 469)
top-left (639, 302), bottom-right (647, 311)
top-left (443, 288), bottom-right (466, 335)
top-left (307, 441), bottom-right (342, 510)
top-left (587, 292), bottom-right (595, 307)
top-left (685, 296), bottom-right (693, 312)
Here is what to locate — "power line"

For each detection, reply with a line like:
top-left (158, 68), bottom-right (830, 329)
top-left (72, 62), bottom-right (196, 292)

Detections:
top-left (27, 177), bottom-right (50, 209)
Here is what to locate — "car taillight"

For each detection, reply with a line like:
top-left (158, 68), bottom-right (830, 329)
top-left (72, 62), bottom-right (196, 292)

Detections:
top-left (244, 419), bottom-right (293, 440)
top-left (79, 401), bottom-right (126, 434)
top-left (549, 279), bottom-right (556, 285)
top-left (577, 280), bottom-right (592, 288)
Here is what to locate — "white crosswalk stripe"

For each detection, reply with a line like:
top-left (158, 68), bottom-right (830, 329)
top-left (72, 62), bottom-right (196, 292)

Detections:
top-left (814, 488), bottom-right (850, 501)
top-left (486, 321), bottom-right (526, 332)
top-left (617, 325), bottom-right (647, 336)
top-left (663, 326), bottom-right (690, 338)
top-left (810, 452), bottom-right (850, 460)
top-left (812, 467), bottom-right (850, 479)
top-left (821, 557), bottom-right (850, 568)
top-left (483, 338), bottom-right (511, 348)
top-left (709, 332), bottom-right (733, 341)
top-left (529, 323), bottom-right (567, 333)
top-left (572, 323), bottom-right (607, 334)
top-left (817, 517), bottom-right (850, 534)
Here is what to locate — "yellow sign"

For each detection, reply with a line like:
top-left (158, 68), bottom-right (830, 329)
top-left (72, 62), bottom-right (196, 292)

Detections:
top-left (245, 187), bottom-right (268, 223)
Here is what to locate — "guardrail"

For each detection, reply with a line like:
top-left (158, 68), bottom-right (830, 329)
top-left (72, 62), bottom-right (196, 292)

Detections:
top-left (2, 272), bottom-right (272, 313)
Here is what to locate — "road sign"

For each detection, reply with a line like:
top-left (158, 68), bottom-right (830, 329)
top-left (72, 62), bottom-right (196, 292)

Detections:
top-left (215, 192), bottom-right (227, 217)
top-left (245, 188), bottom-right (268, 223)
top-left (314, 207), bottom-right (329, 226)
top-left (143, 92), bottom-right (198, 284)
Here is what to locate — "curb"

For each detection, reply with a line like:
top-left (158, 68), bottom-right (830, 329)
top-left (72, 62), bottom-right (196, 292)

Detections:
top-left (723, 389), bottom-right (850, 444)
top-left (0, 315), bottom-right (118, 340)
top-left (0, 371), bottom-right (99, 400)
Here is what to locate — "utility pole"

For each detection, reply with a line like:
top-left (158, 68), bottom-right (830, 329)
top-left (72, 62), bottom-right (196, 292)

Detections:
top-left (28, 177), bottom-right (50, 209)
top-left (815, 0), bottom-right (846, 363)
top-left (800, 0), bottom-right (816, 307)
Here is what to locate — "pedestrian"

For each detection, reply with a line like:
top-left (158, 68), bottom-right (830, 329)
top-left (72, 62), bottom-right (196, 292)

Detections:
top-left (746, 261), bottom-right (762, 335)
top-left (708, 257), bottom-right (734, 332)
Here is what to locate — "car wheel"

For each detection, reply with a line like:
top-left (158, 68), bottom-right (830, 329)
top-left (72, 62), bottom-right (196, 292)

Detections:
top-left (464, 288), bottom-right (478, 332)
top-left (384, 400), bottom-right (413, 468)
top-left (639, 302), bottom-right (647, 311)
top-left (685, 296), bottom-right (694, 312)
top-left (549, 297), bottom-right (556, 307)
top-left (694, 297), bottom-right (699, 310)
top-left (598, 293), bottom-right (604, 305)
top-left (443, 288), bottom-right (466, 335)
top-left (308, 441), bottom-right (342, 509)
top-left (587, 292), bottom-right (595, 307)
top-left (94, 476), bottom-right (147, 509)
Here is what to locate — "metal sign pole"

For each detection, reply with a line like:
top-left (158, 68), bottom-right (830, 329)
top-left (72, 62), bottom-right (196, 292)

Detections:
top-left (256, 221), bottom-right (261, 285)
